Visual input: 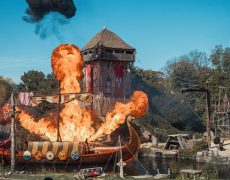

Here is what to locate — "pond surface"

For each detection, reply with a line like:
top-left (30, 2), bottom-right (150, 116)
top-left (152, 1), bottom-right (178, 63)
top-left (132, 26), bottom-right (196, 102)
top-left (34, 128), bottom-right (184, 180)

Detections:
top-left (124, 156), bottom-right (230, 179)
top-left (2, 156), bottom-right (230, 179)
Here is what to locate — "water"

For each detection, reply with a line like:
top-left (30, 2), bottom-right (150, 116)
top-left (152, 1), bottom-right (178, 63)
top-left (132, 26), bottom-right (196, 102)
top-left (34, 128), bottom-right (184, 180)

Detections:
top-left (95, 156), bottom-right (230, 179)
top-left (124, 156), bottom-right (230, 179)
top-left (126, 157), bottom-right (200, 176)
top-left (3, 157), bottom-right (230, 179)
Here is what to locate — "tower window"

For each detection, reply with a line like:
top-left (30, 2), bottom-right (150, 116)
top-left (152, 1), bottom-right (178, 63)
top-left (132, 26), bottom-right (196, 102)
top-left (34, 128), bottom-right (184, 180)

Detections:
top-left (126, 51), bottom-right (133, 54)
top-left (115, 50), bottom-right (124, 54)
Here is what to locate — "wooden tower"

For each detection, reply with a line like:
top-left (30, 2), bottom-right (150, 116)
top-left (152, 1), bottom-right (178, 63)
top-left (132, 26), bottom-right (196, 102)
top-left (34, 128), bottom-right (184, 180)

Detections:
top-left (81, 27), bottom-right (135, 118)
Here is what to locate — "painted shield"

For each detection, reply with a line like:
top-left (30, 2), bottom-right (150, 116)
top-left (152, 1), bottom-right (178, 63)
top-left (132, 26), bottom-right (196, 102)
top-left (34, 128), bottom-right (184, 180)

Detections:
top-left (23, 150), bottom-right (31, 161)
top-left (34, 151), bottom-right (43, 160)
top-left (58, 151), bottom-right (67, 161)
top-left (46, 151), bottom-right (55, 161)
top-left (71, 151), bottom-right (80, 160)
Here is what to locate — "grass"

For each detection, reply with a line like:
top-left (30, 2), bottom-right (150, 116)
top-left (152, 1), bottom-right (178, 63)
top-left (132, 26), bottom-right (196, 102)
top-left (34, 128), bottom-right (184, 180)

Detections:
top-left (0, 172), bottom-right (77, 180)
top-left (0, 166), bottom-right (77, 180)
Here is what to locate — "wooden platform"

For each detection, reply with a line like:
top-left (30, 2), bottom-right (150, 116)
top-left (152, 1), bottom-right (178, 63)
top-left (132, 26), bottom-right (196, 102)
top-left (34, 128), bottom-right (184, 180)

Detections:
top-left (180, 169), bottom-right (202, 180)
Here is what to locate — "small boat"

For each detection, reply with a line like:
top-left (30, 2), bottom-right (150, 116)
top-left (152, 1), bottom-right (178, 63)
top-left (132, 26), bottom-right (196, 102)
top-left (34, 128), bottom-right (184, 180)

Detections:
top-left (0, 121), bottom-right (140, 165)
top-left (78, 167), bottom-right (103, 179)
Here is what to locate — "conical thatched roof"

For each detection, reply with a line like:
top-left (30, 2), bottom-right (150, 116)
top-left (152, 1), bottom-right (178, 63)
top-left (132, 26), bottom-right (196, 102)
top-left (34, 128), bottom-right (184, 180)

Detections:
top-left (82, 27), bottom-right (135, 51)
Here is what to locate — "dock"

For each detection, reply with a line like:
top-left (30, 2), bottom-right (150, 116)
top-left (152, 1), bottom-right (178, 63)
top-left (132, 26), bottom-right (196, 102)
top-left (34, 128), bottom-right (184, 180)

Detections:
top-left (153, 168), bottom-right (170, 179)
top-left (140, 143), bottom-right (178, 158)
top-left (180, 169), bottom-right (202, 180)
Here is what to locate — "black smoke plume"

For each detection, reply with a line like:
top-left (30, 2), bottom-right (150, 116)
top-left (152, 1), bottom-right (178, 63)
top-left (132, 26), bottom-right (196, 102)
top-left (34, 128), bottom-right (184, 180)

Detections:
top-left (23, 0), bottom-right (77, 40)
top-left (23, 0), bottom-right (76, 23)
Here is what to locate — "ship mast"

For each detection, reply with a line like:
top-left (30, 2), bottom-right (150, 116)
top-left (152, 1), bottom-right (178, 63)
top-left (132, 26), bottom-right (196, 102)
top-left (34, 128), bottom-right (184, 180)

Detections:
top-left (57, 81), bottom-right (62, 142)
top-left (8, 93), bottom-right (20, 172)
top-left (10, 93), bottom-right (16, 172)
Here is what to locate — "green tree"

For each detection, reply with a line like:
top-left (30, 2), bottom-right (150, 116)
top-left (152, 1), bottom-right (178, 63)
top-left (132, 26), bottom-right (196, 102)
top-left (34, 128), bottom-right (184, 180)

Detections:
top-left (164, 50), bottom-right (210, 90)
top-left (17, 70), bottom-right (58, 95)
top-left (209, 45), bottom-right (230, 86)
top-left (0, 76), bottom-right (16, 106)
top-left (162, 50), bottom-right (210, 131)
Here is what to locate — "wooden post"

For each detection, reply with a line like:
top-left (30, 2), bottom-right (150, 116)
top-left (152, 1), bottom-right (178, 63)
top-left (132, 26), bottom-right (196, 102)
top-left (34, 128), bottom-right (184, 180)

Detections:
top-left (57, 81), bottom-right (62, 142)
top-left (181, 85), bottom-right (212, 147)
top-left (205, 83), bottom-right (211, 147)
top-left (10, 93), bottom-right (16, 172)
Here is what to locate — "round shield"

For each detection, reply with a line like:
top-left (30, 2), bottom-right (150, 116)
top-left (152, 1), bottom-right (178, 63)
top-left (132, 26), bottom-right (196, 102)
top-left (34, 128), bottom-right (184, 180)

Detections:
top-left (58, 151), bottom-right (67, 161)
top-left (34, 151), bottom-right (43, 160)
top-left (23, 150), bottom-right (31, 161)
top-left (46, 151), bottom-right (55, 161)
top-left (70, 151), bottom-right (80, 160)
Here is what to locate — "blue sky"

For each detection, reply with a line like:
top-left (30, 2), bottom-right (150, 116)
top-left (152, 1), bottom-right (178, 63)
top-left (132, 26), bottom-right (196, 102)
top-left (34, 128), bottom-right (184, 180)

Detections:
top-left (0, 0), bottom-right (230, 83)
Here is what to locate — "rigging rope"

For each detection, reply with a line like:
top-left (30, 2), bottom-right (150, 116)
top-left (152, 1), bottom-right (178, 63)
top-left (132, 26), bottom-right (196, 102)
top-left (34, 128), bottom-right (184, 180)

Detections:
top-left (113, 150), bottom-right (118, 173)
top-left (126, 146), bottom-right (149, 175)
top-left (102, 151), bottom-right (115, 174)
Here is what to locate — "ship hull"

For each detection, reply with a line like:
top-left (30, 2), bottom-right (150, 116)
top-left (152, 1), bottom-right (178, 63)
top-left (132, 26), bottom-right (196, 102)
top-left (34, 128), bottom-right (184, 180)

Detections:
top-left (0, 122), bottom-right (140, 165)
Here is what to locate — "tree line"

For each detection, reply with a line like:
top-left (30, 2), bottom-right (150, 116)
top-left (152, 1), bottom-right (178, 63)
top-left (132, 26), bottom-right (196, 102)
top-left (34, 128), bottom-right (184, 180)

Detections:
top-left (130, 45), bottom-right (230, 132)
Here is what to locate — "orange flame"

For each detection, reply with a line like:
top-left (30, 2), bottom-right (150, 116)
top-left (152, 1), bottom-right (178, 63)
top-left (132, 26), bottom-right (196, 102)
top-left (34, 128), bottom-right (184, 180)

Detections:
top-left (51, 44), bottom-right (84, 93)
top-left (18, 109), bottom-right (57, 140)
top-left (15, 44), bottom-right (149, 142)
top-left (90, 91), bottom-right (148, 141)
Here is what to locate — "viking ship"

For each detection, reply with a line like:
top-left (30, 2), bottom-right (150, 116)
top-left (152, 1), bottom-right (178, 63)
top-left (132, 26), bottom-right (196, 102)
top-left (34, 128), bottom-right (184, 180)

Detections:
top-left (0, 120), bottom-right (140, 165)
top-left (0, 86), bottom-right (142, 166)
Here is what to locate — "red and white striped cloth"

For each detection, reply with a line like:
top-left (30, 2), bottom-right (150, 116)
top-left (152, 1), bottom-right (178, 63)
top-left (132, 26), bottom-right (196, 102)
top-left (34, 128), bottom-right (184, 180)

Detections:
top-left (18, 92), bottom-right (34, 106)
top-left (30, 93), bottom-right (92, 106)
top-left (86, 64), bottom-right (93, 92)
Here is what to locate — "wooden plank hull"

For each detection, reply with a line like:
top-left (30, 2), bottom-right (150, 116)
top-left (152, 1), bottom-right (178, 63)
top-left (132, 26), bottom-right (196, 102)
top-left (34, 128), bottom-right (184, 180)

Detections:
top-left (0, 122), bottom-right (140, 165)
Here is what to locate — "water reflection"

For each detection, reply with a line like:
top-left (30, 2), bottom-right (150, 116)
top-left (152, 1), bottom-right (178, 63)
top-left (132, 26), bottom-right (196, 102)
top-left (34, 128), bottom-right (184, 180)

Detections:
top-left (12, 156), bottom-right (230, 179)
top-left (125, 157), bottom-right (230, 179)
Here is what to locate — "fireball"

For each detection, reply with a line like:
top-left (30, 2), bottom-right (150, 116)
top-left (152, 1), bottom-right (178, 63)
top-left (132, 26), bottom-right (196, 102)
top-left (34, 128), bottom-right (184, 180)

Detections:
top-left (16, 44), bottom-right (148, 142)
